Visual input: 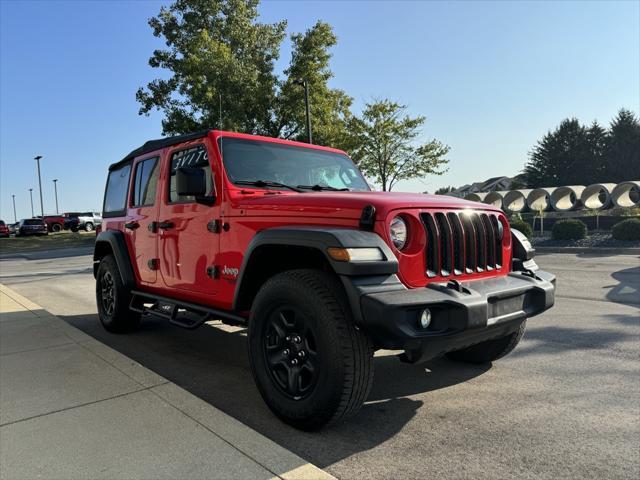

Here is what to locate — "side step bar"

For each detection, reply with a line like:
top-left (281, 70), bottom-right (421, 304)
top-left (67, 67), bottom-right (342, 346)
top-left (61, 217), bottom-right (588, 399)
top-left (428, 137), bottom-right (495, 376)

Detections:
top-left (129, 290), bottom-right (247, 330)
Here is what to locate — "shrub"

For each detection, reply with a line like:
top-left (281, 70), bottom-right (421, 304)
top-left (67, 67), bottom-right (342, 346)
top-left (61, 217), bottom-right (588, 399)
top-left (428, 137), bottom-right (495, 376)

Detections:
top-left (552, 219), bottom-right (587, 240)
top-left (509, 217), bottom-right (533, 239)
top-left (612, 218), bottom-right (640, 241)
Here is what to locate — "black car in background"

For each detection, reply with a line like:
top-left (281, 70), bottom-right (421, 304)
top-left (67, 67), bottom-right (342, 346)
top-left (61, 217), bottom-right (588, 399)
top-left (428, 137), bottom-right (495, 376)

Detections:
top-left (63, 214), bottom-right (80, 232)
top-left (15, 218), bottom-right (48, 236)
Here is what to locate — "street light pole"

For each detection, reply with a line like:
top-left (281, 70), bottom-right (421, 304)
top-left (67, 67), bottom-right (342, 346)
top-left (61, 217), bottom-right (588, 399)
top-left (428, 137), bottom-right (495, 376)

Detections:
top-left (34, 156), bottom-right (44, 218)
top-left (293, 79), bottom-right (312, 144)
top-left (29, 189), bottom-right (34, 217)
top-left (11, 195), bottom-right (17, 222)
top-left (53, 179), bottom-right (59, 214)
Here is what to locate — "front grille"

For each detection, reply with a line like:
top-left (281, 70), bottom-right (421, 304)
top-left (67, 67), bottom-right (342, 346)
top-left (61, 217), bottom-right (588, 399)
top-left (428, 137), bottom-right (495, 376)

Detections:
top-left (420, 211), bottom-right (504, 278)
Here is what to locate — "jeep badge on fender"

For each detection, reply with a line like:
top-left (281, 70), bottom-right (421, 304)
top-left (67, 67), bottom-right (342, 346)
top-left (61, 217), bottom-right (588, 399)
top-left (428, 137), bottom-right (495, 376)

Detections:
top-left (94, 129), bottom-right (555, 431)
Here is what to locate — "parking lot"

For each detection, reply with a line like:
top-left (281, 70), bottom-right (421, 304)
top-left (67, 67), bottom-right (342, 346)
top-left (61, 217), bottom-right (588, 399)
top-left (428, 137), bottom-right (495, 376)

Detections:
top-left (0, 249), bottom-right (638, 479)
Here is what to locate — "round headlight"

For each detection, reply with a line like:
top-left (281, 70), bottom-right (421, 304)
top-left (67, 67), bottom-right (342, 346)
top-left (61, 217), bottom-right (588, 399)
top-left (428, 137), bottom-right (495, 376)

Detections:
top-left (390, 216), bottom-right (408, 250)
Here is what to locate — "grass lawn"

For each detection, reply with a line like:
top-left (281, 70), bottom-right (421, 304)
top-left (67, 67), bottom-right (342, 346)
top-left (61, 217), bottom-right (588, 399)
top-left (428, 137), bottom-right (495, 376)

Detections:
top-left (0, 231), bottom-right (96, 254)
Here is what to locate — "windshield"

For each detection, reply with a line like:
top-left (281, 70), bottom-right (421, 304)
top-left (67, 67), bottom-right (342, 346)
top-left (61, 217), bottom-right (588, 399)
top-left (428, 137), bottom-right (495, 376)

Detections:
top-left (220, 138), bottom-right (370, 191)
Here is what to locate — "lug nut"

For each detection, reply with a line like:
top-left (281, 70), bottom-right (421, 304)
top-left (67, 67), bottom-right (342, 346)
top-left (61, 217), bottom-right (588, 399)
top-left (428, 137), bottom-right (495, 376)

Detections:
top-left (285, 336), bottom-right (291, 341)
top-left (283, 349), bottom-right (290, 356)
top-left (298, 351), bottom-right (306, 358)
top-left (291, 359), bottom-right (298, 365)
top-left (293, 335), bottom-right (301, 344)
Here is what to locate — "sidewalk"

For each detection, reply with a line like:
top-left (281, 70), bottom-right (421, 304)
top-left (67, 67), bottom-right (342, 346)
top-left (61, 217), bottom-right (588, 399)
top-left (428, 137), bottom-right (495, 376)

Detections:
top-left (0, 284), bottom-right (334, 480)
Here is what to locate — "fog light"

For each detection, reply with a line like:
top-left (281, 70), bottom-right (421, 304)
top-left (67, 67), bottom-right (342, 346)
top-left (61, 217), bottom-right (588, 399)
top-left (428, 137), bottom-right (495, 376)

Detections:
top-left (419, 309), bottom-right (432, 329)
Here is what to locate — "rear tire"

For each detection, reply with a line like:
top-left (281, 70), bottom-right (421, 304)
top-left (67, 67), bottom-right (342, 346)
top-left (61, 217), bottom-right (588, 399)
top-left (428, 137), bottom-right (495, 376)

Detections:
top-left (51, 223), bottom-right (62, 233)
top-left (248, 269), bottom-right (374, 431)
top-left (447, 320), bottom-right (527, 364)
top-left (96, 255), bottom-right (140, 333)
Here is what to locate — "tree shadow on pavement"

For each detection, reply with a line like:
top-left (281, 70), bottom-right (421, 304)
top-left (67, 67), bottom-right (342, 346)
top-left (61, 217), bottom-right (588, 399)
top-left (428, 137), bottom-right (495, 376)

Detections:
top-left (59, 312), bottom-right (490, 469)
top-left (604, 265), bottom-right (640, 306)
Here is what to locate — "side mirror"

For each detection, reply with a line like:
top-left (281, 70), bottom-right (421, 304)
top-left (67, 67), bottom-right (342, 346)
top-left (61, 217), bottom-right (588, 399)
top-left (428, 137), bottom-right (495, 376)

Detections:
top-left (176, 167), bottom-right (215, 205)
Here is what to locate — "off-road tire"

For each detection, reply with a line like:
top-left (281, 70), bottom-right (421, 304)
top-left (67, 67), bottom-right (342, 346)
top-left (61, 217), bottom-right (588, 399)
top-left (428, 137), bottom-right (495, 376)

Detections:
top-left (51, 223), bottom-right (62, 233)
top-left (96, 255), bottom-right (140, 333)
top-left (85, 222), bottom-right (94, 232)
top-left (248, 269), bottom-right (374, 431)
top-left (447, 320), bottom-right (527, 364)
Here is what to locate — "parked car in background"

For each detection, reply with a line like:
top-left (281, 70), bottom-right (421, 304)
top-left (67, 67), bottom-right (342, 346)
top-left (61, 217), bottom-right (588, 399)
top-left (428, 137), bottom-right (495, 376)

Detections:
top-left (78, 212), bottom-right (102, 232)
top-left (15, 218), bottom-right (48, 236)
top-left (42, 215), bottom-right (66, 233)
top-left (64, 212), bottom-right (101, 232)
top-left (7, 222), bottom-right (18, 235)
top-left (64, 216), bottom-right (80, 232)
top-left (0, 220), bottom-right (9, 238)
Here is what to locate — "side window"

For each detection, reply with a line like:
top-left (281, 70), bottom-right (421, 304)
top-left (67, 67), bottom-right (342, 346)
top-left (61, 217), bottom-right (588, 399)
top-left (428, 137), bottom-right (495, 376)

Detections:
top-left (168, 144), bottom-right (212, 203)
top-left (103, 163), bottom-right (132, 215)
top-left (132, 157), bottom-right (160, 207)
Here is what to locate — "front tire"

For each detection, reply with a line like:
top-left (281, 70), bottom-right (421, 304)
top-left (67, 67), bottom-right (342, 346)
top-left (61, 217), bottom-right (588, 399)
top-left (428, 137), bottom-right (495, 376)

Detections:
top-left (447, 320), bottom-right (527, 364)
top-left (96, 255), bottom-right (140, 333)
top-left (85, 222), bottom-right (94, 232)
top-left (51, 223), bottom-right (62, 233)
top-left (248, 269), bottom-right (374, 431)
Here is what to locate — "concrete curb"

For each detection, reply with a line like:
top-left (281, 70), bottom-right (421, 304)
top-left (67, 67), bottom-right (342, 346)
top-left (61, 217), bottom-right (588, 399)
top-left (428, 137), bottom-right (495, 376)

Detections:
top-left (0, 283), bottom-right (335, 480)
top-left (534, 246), bottom-right (640, 255)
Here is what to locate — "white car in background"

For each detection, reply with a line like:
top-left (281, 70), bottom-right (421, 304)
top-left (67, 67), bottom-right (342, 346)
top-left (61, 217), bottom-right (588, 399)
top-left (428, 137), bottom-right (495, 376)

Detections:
top-left (77, 212), bottom-right (102, 232)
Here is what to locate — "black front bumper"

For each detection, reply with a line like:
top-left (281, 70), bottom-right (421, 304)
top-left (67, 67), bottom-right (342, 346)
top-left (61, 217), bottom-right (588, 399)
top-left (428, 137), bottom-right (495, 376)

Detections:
top-left (345, 269), bottom-right (555, 361)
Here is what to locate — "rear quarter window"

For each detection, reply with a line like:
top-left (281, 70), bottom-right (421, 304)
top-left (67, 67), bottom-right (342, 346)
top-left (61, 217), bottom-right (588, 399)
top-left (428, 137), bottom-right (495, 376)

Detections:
top-left (103, 163), bottom-right (132, 216)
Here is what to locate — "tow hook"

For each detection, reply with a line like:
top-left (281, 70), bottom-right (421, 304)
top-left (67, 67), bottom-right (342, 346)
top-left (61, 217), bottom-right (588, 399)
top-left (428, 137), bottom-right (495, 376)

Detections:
top-left (399, 348), bottom-right (423, 364)
top-left (446, 279), bottom-right (470, 294)
top-left (521, 269), bottom-right (540, 280)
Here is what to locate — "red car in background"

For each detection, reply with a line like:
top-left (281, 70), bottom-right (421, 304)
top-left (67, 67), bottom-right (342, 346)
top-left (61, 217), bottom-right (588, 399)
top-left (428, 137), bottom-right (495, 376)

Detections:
top-left (42, 215), bottom-right (66, 232)
top-left (0, 220), bottom-right (9, 237)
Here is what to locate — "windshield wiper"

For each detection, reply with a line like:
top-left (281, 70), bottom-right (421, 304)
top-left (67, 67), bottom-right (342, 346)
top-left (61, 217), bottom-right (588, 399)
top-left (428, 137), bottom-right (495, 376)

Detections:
top-left (235, 180), bottom-right (303, 192)
top-left (297, 184), bottom-right (350, 191)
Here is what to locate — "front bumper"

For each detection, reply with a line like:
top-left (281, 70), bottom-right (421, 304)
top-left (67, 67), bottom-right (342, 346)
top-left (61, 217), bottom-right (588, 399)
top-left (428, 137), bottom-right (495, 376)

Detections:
top-left (347, 269), bottom-right (555, 361)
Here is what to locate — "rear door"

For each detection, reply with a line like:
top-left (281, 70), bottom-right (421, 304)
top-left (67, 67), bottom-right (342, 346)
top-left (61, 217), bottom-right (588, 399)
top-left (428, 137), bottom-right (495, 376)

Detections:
top-left (157, 141), bottom-right (221, 297)
top-left (125, 155), bottom-right (161, 285)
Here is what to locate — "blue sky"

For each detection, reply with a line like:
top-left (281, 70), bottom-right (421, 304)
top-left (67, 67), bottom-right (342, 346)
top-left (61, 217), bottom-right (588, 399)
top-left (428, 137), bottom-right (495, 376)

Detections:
top-left (1, 0), bottom-right (638, 221)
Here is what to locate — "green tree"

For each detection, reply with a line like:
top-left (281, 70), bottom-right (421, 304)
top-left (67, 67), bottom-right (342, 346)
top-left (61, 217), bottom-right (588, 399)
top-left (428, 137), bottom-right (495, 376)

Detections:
top-left (523, 111), bottom-right (639, 187)
top-left (275, 21), bottom-right (355, 150)
top-left (350, 100), bottom-right (449, 191)
top-left (434, 186), bottom-right (455, 195)
top-left (136, 0), bottom-right (354, 148)
top-left (606, 109), bottom-right (640, 182)
top-left (136, 0), bottom-right (286, 135)
top-left (523, 118), bottom-right (591, 187)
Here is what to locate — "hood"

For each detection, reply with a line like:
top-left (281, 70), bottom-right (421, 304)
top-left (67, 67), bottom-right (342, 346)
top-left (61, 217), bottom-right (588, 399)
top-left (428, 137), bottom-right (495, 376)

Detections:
top-left (228, 190), bottom-right (499, 220)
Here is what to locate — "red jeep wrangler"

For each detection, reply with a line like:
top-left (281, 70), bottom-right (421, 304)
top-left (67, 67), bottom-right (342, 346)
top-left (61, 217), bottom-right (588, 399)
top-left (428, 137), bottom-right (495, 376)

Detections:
top-left (94, 130), bottom-right (555, 430)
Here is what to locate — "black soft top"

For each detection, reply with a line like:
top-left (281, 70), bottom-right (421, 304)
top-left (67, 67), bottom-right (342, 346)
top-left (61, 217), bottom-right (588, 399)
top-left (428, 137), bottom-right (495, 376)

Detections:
top-left (109, 129), bottom-right (212, 171)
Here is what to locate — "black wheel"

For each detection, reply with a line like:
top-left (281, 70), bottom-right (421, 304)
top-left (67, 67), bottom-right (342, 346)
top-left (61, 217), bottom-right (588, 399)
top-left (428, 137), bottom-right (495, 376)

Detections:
top-left (85, 222), bottom-right (94, 232)
top-left (248, 269), bottom-right (374, 431)
top-left (96, 255), bottom-right (139, 333)
top-left (447, 320), bottom-right (527, 364)
top-left (51, 223), bottom-right (62, 233)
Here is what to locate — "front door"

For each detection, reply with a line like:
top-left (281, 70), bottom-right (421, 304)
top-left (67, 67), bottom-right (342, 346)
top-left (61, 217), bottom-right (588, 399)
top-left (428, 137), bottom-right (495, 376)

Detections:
top-left (125, 155), bottom-right (160, 285)
top-left (157, 142), bottom-right (221, 298)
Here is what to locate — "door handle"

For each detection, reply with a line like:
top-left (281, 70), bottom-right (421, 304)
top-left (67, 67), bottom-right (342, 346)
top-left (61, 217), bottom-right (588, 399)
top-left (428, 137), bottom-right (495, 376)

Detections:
top-left (158, 221), bottom-right (174, 230)
top-left (124, 221), bottom-right (140, 230)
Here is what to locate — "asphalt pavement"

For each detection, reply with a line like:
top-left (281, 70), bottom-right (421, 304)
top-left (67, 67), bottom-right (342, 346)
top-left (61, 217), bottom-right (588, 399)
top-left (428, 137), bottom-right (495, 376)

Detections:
top-left (0, 249), bottom-right (638, 479)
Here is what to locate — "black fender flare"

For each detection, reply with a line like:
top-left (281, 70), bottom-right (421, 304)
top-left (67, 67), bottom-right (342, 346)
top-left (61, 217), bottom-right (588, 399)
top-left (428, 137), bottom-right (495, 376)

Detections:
top-left (93, 230), bottom-right (136, 289)
top-left (232, 227), bottom-right (398, 312)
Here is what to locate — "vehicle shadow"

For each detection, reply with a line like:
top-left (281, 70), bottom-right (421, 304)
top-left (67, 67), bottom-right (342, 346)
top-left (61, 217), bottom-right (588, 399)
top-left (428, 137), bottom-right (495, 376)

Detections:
top-left (59, 312), bottom-right (490, 468)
